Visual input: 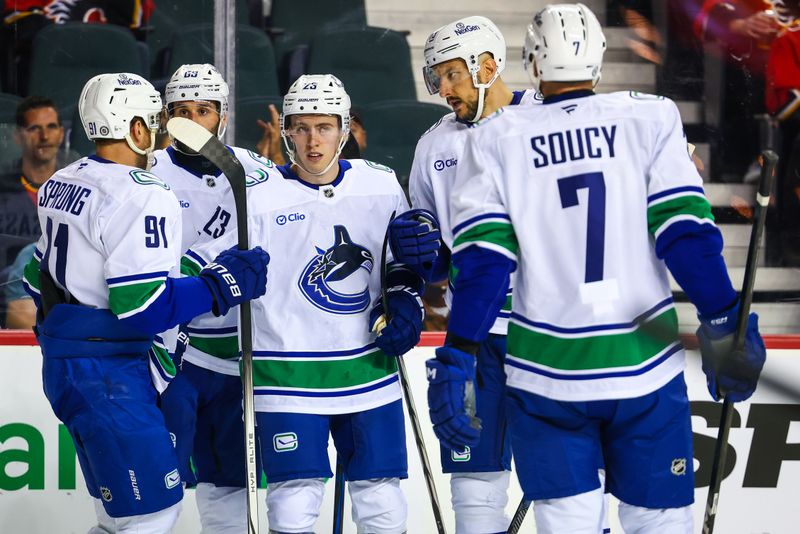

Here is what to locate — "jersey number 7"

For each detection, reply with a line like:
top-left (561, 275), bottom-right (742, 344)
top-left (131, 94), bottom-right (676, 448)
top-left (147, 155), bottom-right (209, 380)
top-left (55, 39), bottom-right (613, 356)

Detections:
top-left (558, 172), bottom-right (606, 283)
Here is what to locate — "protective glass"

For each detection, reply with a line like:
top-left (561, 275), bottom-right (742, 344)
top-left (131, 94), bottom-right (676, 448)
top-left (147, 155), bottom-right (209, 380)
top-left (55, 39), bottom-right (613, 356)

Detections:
top-left (285, 122), bottom-right (342, 141)
top-left (423, 64), bottom-right (473, 94)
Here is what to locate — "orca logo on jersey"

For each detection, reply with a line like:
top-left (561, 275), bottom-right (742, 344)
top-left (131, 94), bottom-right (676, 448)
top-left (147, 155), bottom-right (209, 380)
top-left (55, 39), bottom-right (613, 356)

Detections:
top-left (434, 158), bottom-right (457, 171)
top-left (298, 225), bottom-right (374, 314)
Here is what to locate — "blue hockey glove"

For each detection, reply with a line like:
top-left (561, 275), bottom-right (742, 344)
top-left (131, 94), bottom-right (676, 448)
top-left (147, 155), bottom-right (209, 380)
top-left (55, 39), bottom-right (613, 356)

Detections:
top-left (697, 301), bottom-right (766, 403)
top-left (369, 286), bottom-right (424, 356)
top-left (426, 346), bottom-right (482, 451)
top-left (199, 246), bottom-right (269, 317)
top-left (389, 209), bottom-right (442, 280)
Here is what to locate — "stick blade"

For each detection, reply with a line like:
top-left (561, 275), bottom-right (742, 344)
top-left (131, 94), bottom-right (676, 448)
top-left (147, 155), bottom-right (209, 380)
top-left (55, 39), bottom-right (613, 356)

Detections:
top-left (166, 117), bottom-right (214, 153)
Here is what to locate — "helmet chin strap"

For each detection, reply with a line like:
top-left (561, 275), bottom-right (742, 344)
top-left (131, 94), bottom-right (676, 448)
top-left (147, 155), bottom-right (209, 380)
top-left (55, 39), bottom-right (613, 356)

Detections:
top-left (125, 131), bottom-right (157, 171)
top-left (283, 133), bottom-right (349, 177)
top-left (468, 71), bottom-right (500, 123)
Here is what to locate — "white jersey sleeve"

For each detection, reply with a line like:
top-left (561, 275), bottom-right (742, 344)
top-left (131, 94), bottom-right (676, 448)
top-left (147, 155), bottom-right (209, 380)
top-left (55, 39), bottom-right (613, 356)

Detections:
top-left (103, 184), bottom-right (183, 319)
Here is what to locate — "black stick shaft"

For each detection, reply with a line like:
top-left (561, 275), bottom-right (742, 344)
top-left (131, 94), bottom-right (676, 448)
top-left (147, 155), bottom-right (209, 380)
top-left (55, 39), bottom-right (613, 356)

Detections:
top-left (381, 211), bottom-right (447, 534)
top-left (702, 149), bottom-right (777, 534)
top-left (506, 499), bottom-right (532, 534)
top-left (332, 460), bottom-right (345, 534)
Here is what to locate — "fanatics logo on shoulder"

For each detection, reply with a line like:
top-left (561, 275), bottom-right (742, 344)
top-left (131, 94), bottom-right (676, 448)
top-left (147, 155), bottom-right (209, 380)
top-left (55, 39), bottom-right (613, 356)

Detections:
top-left (452, 446), bottom-right (471, 462)
top-left (273, 432), bottom-right (299, 452)
top-left (164, 469), bottom-right (181, 489)
top-left (671, 458), bottom-right (687, 476)
top-left (100, 486), bottom-right (113, 502)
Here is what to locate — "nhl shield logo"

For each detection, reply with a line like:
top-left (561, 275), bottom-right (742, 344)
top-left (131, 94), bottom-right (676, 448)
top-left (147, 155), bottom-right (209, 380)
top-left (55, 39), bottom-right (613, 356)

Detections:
top-left (206, 176), bottom-right (216, 188)
top-left (100, 486), bottom-right (113, 502)
top-left (322, 187), bottom-right (334, 198)
top-left (671, 458), bottom-right (687, 476)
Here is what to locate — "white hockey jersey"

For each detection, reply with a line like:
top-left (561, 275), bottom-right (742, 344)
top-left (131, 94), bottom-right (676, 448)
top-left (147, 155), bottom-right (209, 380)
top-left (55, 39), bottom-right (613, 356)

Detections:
top-left (183, 159), bottom-right (408, 415)
top-left (450, 91), bottom-right (713, 402)
top-left (151, 146), bottom-right (273, 253)
top-left (23, 155), bottom-right (183, 389)
top-left (409, 89), bottom-right (542, 335)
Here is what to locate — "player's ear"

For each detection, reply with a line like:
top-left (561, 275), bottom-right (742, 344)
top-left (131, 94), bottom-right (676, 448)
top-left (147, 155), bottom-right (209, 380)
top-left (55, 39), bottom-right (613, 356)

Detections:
top-left (477, 53), bottom-right (498, 84)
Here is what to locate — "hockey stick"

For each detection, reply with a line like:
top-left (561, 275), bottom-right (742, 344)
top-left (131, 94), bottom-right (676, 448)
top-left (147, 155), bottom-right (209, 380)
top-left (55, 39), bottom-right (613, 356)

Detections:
top-left (166, 117), bottom-right (260, 534)
top-left (702, 149), bottom-right (778, 534)
top-left (332, 459), bottom-right (345, 534)
top-left (506, 498), bottom-right (532, 534)
top-left (377, 210), bottom-right (448, 534)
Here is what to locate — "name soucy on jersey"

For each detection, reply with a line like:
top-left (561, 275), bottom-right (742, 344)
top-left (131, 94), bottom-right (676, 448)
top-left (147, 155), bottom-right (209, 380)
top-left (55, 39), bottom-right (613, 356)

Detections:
top-left (181, 159), bottom-right (409, 415)
top-left (409, 89), bottom-right (541, 335)
top-left (450, 91), bottom-right (711, 402)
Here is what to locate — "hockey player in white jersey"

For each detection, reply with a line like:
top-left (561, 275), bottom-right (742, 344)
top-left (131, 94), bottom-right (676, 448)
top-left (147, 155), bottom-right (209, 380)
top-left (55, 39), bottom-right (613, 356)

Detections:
top-left (430, 4), bottom-right (766, 533)
top-left (21, 73), bottom-right (269, 534)
top-left (397, 16), bottom-right (539, 534)
top-left (182, 74), bottom-right (433, 533)
top-left (153, 63), bottom-right (279, 533)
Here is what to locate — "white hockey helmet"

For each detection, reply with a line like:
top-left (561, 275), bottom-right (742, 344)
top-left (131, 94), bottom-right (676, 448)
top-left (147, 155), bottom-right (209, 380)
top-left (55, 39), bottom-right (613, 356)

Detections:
top-left (280, 74), bottom-right (351, 176)
top-left (422, 16), bottom-right (506, 122)
top-left (165, 63), bottom-right (230, 138)
top-left (78, 72), bottom-right (162, 156)
top-left (523, 3), bottom-right (606, 92)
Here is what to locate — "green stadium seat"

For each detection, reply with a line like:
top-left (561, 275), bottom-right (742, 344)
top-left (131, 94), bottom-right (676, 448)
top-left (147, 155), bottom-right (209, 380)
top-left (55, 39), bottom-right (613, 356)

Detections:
top-left (147, 0), bottom-right (251, 79)
top-left (270, 0), bottom-right (366, 71)
top-left (0, 93), bottom-right (21, 124)
top-left (68, 106), bottom-right (95, 158)
top-left (234, 95), bottom-right (284, 153)
top-left (166, 24), bottom-right (280, 99)
top-left (360, 100), bottom-right (450, 187)
top-left (306, 26), bottom-right (416, 108)
top-left (28, 23), bottom-right (146, 114)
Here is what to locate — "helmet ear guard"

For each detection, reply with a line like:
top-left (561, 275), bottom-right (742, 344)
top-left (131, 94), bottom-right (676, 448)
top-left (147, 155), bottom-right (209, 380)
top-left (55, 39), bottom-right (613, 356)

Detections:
top-left (279, 74), bottom-right (352, 176)
top-left (422, 16), bottom-right (506, 122)
top-left (523, 3), bottom-right (606, 92)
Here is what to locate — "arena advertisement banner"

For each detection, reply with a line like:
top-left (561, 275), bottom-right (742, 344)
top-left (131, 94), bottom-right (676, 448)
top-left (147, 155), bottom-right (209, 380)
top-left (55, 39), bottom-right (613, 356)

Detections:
top-left (2, 333), bottom-right (799, 533)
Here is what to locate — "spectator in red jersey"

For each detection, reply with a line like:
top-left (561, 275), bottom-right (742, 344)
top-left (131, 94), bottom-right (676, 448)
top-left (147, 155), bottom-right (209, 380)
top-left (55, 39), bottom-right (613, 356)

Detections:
top-left (1, 0), bottom-right (155, 94)
top-left (694, 0), bottom-right (780, 181)
top-left (765, 0), bottom-right (800, 264)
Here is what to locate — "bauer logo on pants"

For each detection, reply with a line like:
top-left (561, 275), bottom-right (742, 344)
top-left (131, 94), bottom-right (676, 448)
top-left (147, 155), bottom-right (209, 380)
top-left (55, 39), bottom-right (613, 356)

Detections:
top-left (273, 432), bottom-right (299, 452)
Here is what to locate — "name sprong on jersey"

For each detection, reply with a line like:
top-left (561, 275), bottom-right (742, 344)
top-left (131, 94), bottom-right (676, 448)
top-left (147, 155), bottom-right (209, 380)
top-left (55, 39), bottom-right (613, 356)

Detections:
top-left (38, 180), bottom-right (92, 215)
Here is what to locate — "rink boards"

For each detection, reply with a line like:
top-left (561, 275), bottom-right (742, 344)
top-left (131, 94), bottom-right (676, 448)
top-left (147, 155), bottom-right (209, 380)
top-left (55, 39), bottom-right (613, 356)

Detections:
top-left (2, 331), bottom-right (800, 534)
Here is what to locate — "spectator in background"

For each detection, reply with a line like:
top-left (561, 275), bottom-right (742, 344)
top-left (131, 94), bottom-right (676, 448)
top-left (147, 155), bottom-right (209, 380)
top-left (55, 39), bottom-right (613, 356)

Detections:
top-left (765, 0), bottom-right (800, 264)
top-left (1, 0), bottom-right (154, 94)
top-left (694, 0), bottom-right (780, 181)
top-left (4, 242), bottom-right (36, 329)
top-left (256, 104), bottom-right (367, 164)
top-left (0, 96), bottom-right (63, 277)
